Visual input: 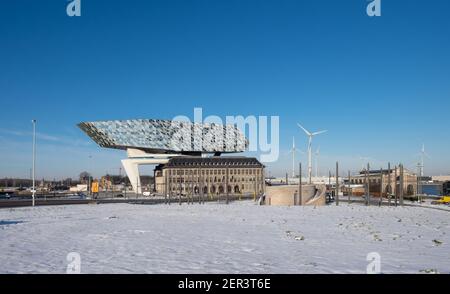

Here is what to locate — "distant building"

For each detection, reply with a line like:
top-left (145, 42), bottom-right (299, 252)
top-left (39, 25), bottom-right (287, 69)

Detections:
top-left (348, 168), bottom-right (418, 196)
top-left (432, 175), bottom-right (450, 182)
top-left (154, 156), bottom-right (265, 196)
top-left (443, 181), bottom-right (450, 195)
top-left (420, 182), bottom-right (443, 196)
top-left (100, 176), bottom-right (113, 190)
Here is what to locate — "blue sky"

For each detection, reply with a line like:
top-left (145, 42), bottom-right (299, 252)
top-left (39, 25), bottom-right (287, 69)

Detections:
top-left (1, 0), bottom-right (449, 179)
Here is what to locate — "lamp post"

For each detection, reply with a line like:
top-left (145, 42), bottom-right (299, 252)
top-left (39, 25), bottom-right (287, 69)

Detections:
top-left (31, 119), bottom-right (36, 207)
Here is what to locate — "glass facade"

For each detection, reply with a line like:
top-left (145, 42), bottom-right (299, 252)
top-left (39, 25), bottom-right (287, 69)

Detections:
top-left (78, 119), bottom-right (248, 153)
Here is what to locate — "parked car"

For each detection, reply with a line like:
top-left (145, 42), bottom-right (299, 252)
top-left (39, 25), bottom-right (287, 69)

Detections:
top-left (326, 192), bottom-right (334, 204)
top-left (0, 193), bottom-right (11, 200)
top-left (77, 192), bottom-right (87, 199)
top-left (431, 196), bottom-right (450, 205)
top-left (66, 192), bottom-right (87, 200)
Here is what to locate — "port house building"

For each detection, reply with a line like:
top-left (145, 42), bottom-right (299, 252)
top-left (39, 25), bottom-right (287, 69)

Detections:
top-left (155, 156), bottom-right (265, 197)
top-left (78, 119), bottom-right (265, 196)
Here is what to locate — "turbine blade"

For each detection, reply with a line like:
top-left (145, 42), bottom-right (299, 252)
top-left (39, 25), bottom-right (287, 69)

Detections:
top-left (297, 123), bottom-right (311, 136)
top-left (312, 130), bottom-right (327, 136)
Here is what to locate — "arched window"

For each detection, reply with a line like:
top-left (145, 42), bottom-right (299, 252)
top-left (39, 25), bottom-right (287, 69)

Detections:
top-left (407, 185), bottom-right (415, 196)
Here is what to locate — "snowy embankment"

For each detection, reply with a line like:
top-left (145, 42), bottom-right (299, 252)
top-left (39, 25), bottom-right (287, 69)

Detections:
top-left (0, 201), bottom-right (448, 274)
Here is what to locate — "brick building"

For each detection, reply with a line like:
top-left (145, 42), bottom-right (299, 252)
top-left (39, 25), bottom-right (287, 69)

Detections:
top-left (154, 156), bottom-right (265, 197)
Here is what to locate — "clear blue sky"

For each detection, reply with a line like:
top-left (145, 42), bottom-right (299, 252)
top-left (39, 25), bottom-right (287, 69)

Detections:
top-left (1, 0), bottom-right (449, 179)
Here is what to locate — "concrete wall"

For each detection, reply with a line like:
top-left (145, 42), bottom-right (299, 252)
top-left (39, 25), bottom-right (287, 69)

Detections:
top-left (304, 185), bottom-right (326, 206)
top-left (266, 184), bottom-right (324, 206)
top-left (266, 185), bottom-right (296, 206)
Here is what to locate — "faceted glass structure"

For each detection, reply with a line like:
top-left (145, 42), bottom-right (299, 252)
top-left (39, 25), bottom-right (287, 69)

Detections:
top-left (78, 119), bottom-right (248, 153)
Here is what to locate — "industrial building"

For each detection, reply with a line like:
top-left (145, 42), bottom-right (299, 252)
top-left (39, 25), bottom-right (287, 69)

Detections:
top-left (348, 168), bottom-right (418, 197)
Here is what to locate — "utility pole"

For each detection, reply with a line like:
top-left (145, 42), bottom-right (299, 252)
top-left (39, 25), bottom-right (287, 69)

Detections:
top-left (88, 155), bottom-right (92, 197)
top-left (394, 165), bottom-right (398, 206)
top-left (335, 162), bottom-right (339, 206)
top-left (416, 170), bottom-right (421, 203)
top-left (400, 164), bottom-right (404, 206)
top-left (164, 170), bottom-right (167, 204)
top-left (387, 162), bottom-right (391, 206)
top-left (379, 167), bottom-right (383, 206)
top-left (348, 170), bottom-right (351, 203)
top-left (365, 163), bottom-right (370, 206)
top-left (368, 163), bottom-right (371, 205)
top-left (298, 162), bottom-right (302, 205)
top-left (328, 169), bottom-right (331, 198)
top-left (168, 171), bottom-right (172, 205)
top-left (226, 167), bottom-right (229, 204)
top-left (31, 119), bottom-right (36, 207)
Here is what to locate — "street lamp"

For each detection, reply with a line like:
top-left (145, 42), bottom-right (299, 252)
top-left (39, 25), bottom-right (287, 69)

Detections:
top-left (31, 119), bottom-right (36, 206)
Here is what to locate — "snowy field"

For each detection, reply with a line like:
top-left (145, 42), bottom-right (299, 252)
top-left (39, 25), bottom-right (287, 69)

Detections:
top-left (0, 201), bottom-right (449, 274)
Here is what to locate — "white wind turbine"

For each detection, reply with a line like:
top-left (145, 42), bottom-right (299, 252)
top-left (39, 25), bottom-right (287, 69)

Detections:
top-left (288, 136), bottom-right (303, 178)
top-left (417, 143), bottom-right (430, 177)
top-left (297, 124), bottom-right (327, 184)
top-left (358, 156), bottom-right (371, 171)
top-left (314, 146), bottom-right (320, 178)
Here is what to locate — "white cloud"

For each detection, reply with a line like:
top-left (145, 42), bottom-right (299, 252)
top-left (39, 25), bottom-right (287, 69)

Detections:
top-left (0, 128), bottom-right (92, 147)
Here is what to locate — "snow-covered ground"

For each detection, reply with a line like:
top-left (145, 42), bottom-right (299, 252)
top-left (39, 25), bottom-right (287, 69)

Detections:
top-left (0, 201), bottom-right (448, 274)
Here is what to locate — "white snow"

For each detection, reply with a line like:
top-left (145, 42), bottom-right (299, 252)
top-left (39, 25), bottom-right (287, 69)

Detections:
top-left (0, 201), bottom-right (449, 274)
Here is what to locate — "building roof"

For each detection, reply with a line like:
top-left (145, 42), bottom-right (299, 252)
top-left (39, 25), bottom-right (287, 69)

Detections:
top-left (163, 156), bottom-right (264, 168)
top-left (78, 119), bottom-right (248, 153)
top-left (358, 169), bottom-right (394, 175)
top-left (354, 168), bottom-right (416, 177)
